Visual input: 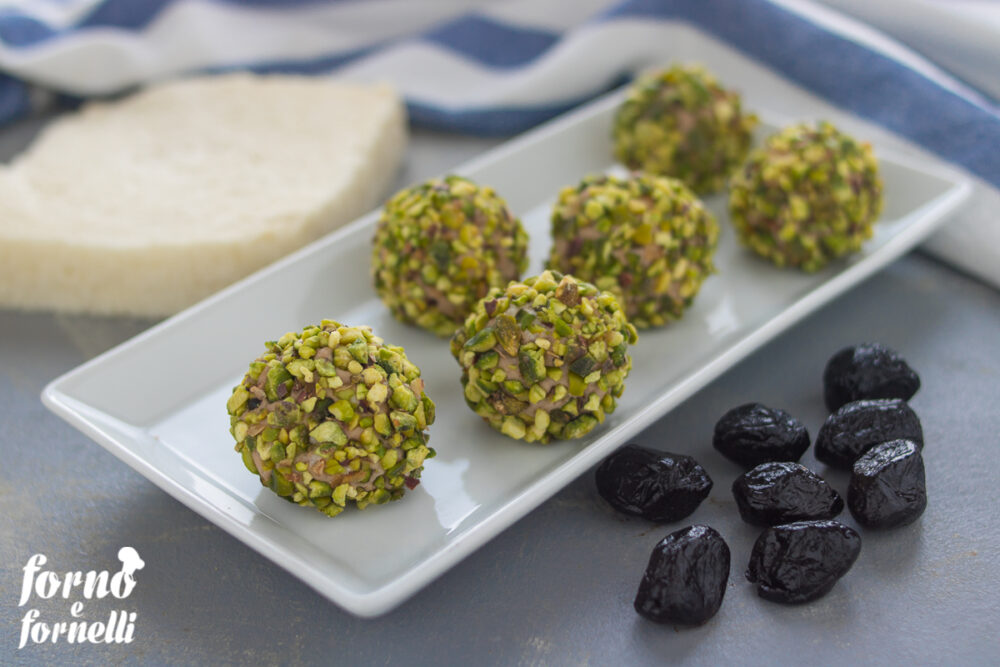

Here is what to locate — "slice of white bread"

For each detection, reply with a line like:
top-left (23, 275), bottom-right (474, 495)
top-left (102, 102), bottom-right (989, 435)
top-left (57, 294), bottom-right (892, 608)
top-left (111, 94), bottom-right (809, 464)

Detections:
top-left (0, 73), bottom-right (407, 316)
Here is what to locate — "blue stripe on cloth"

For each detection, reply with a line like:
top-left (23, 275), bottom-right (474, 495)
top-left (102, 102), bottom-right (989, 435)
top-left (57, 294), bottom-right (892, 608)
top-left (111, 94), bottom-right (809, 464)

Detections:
top-left (202, 13), bottom-right (559, 77)
top-left (601, 0), bottom-right (1000, 187)
top-left (0, 72), bottom-right (30, 123)
top-left (409, 100), bottom-right (581, 136)
top-left (0, 0), bottom-right (340, 46)
top-left (408, 75), bottom-right (631, 136)
top-left (207, 45), bottom-right (376, 77)
top-left (423, 15), bottom-right (559, 69)
top-left (81, 0), bottom-right (338, 31)
top-left (0, 9), bottom-right (57, 46)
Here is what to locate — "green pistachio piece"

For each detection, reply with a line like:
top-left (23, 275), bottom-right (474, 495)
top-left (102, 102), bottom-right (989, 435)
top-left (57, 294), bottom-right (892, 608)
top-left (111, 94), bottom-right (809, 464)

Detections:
top-left (562, 414), bottom-right (598, 439)
top-left (232, 421), bottom-right (249, 443)
top-left (329, 399), bottom-right (354, 422)
top-left (373, 413), bottom-right (392, 436)
top-left (475, 350), bottom-right (499, 370)
top-left (308, 480), bottom-right (332, 499)
top-left (494, 315), bottom-right (521, 356)
top-left (515, 309), bottom-right (536, 329)
top-left (270, 473), bottom-right (294, 497)
top-left (569, 354), bottom-right (597, 377)
top-left (391, 411), bottom-right (418, 433)
top-left (390, 385), bottom-right (419, 411)
top-left (309, 421), bottom-right (347, 446)
top-left (369, 489), bottom-right (392, 505)
top-left (500, 395), bottom-right (529, 415)
top-left (500, 417), bottom-right (527, 440)
top-left (316, 359), bottom-right (337, 377)
top-left (518, 349), bottom-right (545, 383)
top-left (463, 328), bottom-right (497, 352)
top-left (285, 359), bottom-right (311, 380)
top-left (332, 483), bottom-right (350, 507)
top-left (380, 449), bottom-right (398, 470)
top-left (347, 338), bottom-right (369, 364)
top-left (240, 448), bottom-right (258, 474)
top-left (227, 386), bottom-right (250, 414)
top-left (321, 504), bottom-right (345, 518)
top-left (552, 318), bottom-right (573, 338)
top-left (502, 379), bottom-right (526, 395)
top-left (248, 361), bottom-right (266, 383)
top-left (265, 365), bottom-right (293, 401)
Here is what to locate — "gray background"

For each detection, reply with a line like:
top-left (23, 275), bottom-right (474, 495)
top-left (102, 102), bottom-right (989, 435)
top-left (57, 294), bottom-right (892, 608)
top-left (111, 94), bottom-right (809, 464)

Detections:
top-left (2, 119), bottom-right (999, 666)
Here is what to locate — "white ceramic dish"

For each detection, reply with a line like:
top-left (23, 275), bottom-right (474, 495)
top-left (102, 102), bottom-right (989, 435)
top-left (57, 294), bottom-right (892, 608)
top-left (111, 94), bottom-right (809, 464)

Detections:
top-left (42, 90), bottom-right (970, 617)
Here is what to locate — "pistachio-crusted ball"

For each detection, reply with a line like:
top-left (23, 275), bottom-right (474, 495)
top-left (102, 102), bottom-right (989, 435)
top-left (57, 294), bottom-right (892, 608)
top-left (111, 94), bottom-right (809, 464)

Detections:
top-left (226, 321), bottom-right (435, 517)
top-left (729, 121), bottom-right (883, 272)
top-left (450, 271), bottom-right (638, 443)
top-left (372, 175), bottom-right (529, 337)
top-left (548, 173), bottom-right (719, 328)
top-left (613, 64), bottom-right (757, 194)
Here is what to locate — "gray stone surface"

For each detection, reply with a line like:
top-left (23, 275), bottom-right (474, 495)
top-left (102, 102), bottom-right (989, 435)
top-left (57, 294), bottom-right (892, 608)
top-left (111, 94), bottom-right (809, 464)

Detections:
top-left (2, 120), bottom-right (999, 665)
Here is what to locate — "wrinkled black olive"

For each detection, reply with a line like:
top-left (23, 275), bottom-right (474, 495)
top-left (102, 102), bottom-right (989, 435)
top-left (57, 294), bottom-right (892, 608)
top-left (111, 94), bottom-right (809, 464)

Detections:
top-left (595, 444), bottom-right (713, 522)
top-left (823, 343), bottom-right (920, 411)
top-left (712, 403), bottom-right (810, 468)
top-left (732, 462), bottom-right (843, 526)
top-left (634, 525), bottom-right (731, 625)
top-left (848, 439), bottom-right (927, 528)
top-left (815, 398), bottom-right (923, 469)
top-left (746, 520), bottom-right (861, 604)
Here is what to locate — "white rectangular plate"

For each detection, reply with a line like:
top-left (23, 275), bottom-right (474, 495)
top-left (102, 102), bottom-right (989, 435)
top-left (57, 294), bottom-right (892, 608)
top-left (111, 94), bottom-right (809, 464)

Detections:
top-left (42, 90), bottom-right (970, 617)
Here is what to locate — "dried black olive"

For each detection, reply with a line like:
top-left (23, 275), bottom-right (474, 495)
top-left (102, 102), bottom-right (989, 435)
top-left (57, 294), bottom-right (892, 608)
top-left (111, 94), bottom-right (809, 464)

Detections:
top-left (595, 444), bottom-right (712, 522)
top-left (634, 525), bottom-right (731, 625)
top-left (815, 398), bottom-right (923, 469)
top-left (712, 403), bottom-right (810, 468)
top-left (746, 520), bottom-right (861, 604)
top-left (848, 439), bottom-right (927, 528)
top-left (732, 462), bottom-right (843, 526)
top-left (823, 343), bottom-right (920, 412)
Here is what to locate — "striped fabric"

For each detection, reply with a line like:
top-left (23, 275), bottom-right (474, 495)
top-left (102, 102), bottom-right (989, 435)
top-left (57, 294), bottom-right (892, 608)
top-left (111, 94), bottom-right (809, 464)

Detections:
top-left (1, 0), bottom-right (998, 283)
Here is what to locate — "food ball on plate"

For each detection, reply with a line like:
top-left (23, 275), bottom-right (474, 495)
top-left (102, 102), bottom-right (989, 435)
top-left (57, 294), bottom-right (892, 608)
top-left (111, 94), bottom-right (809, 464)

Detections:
top-left (372, 175), bottom-right (529, 337)
top-left (612, 63), bottom-right (757, 194)
top-left (728, 121), bottom-right (883, 272)
top-left (226, 321), bottom-right (435, 517)
top-left (450, 271), bottom-right (638, 443)
top-left (548, 172), bottom-right (719, 328)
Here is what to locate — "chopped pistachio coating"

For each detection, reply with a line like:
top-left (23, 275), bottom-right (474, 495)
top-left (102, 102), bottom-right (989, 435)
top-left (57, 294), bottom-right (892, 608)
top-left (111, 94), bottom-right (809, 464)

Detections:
top-left (728, 121), bottom-right (884, 272)
top-left (450, 271), bottom-right (638, 444)
top-left (372, 175), bottom-right (529, 337)
top-left (548, 172), bottom-right (719, 328)
top-left (613, 64), bottom-right (757, 194)
top-left (226, 321), bottom-right (436, 517)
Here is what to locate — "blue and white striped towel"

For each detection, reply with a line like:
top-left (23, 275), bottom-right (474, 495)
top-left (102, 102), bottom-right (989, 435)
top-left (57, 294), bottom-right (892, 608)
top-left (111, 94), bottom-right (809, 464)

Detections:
top-left (1, 0), bottom-right (998, 287)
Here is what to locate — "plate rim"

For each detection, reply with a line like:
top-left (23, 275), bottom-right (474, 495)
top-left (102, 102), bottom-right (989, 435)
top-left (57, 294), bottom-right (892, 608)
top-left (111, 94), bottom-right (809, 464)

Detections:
top-left (41, 86), bottom-right (972, 617)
